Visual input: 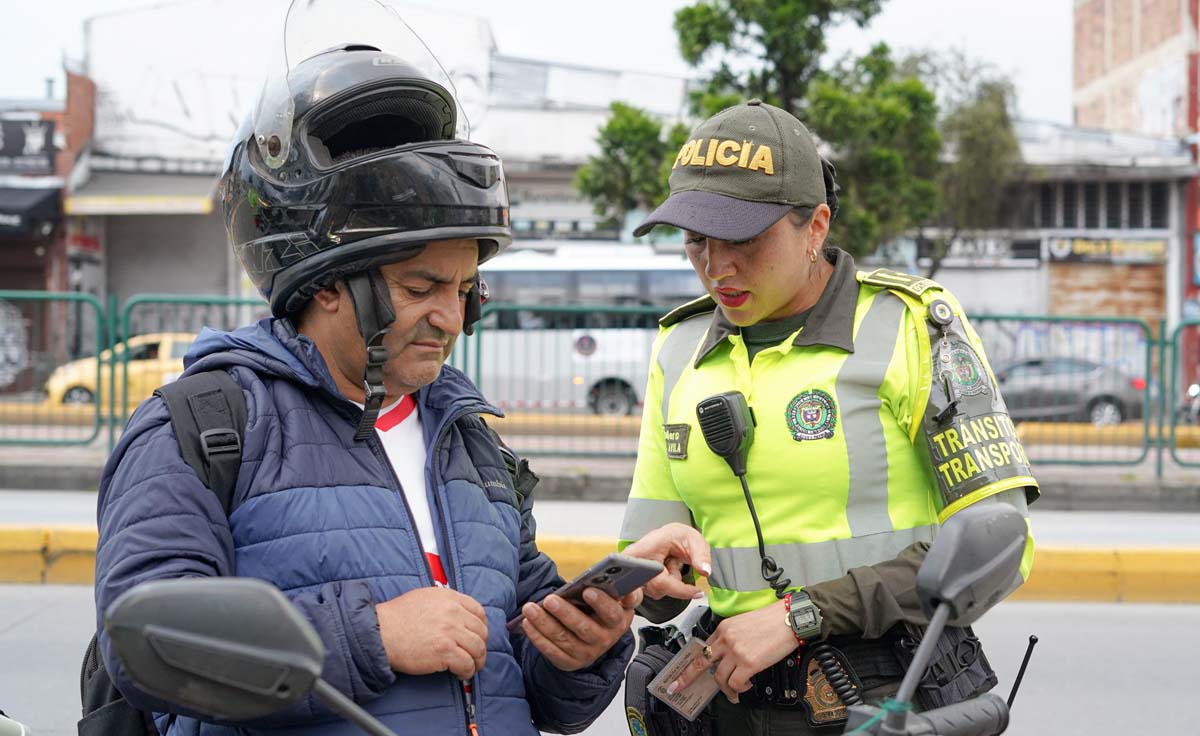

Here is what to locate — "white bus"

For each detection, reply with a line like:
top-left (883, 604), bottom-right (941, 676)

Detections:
top-left (455, 243), bottom-right (704, 415)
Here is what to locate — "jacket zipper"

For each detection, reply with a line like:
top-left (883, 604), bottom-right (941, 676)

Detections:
top-left (366, 403), bottom-right (495, 735)
top-left (430, 406), bottom-right (492, 736)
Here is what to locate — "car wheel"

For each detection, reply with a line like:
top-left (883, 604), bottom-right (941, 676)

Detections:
top-left (62, 386), bottom-right (96, 404)
top-left (1088, 398), bottom-right (1123, 426)
top-left (590, 382), bottom-right (635, 416)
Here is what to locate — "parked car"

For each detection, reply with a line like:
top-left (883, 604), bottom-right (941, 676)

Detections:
top-left (43, 332), bottom-right (196, 407)
top-left (994, 357), bottom-right (1147, 426)
top-left (1176, 382), bottom-right (1200, 425)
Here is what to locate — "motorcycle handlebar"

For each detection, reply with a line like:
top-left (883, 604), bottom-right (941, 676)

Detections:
top-left (844, 693), bottom-right (1009, 736)
top-left (908, 693), bottom-right (1010, 736)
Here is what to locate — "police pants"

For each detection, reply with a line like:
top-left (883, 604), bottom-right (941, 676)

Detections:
top-left (710, 680), bottom-right (900, 736)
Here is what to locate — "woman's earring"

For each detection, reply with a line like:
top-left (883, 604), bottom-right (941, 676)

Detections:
top-left (810, 249), bottom-right (818, 264)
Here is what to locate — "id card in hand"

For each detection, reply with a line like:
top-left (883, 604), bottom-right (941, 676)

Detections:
top-left (648, 637), bottom-right (721, 721)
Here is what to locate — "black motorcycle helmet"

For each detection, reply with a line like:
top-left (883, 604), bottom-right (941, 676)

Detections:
top-left (220, 44), bottom-right (511, 438)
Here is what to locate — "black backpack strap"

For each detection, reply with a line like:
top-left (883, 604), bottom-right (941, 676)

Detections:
top-left (154, 370), bottom-right (247, 514)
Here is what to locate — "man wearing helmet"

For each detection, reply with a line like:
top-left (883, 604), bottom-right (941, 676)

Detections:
top-left (91, 44), bottom-right (662, 735)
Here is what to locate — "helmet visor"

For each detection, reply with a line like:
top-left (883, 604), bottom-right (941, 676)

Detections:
top-left (254, 0), bottom-right (470, 169)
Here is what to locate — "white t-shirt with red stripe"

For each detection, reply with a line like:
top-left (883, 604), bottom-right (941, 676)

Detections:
top-left (369, 395), bottom-right (448, 587)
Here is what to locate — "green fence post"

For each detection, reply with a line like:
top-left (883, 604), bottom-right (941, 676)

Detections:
top-left (0, 290), bottom-right (106, 447)
top-left (1156, 319), bottom-right (1166, 480)
top-left (1166, 320), bottom-right (1200, 469)
top-left (107, 293), bottom-right (119, 454)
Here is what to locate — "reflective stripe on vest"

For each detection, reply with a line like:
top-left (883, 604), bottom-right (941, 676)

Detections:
top-left (619, 497), bottom-right (693, 540)
top-left (657, 315), bottom-right (711, 424)
top-left (835, 292), bottom-right (906, 538)
top-left (708, 522), bottom-right (937, 592)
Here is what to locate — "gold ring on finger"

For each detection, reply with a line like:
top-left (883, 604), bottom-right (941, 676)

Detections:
top-left (701, 644), bottom-right (716, 662)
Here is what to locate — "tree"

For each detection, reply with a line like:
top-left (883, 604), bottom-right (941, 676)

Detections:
top-left (574, 102), bottom-right (689, 236)
top-left (673, 0), bottom-right (882, 117)
top-left (902, 50), bottom-right (1023, 278)
top-left (805, 44), bottom-right (942, 259)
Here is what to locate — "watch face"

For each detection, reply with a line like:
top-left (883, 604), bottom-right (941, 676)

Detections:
top-left (789, 601), bottom-right (821, 638)
top-left (792, 608), bottom-right (817, 629)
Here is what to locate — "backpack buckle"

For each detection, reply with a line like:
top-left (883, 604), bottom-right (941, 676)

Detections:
top-left (199, 428), bottom-right (241, 457)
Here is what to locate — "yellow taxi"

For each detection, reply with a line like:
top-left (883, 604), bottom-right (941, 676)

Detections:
top-left (44, 332), bottom-right (197, 407)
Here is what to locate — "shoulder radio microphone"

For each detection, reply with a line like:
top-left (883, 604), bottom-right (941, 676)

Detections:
top-left (696, 391), bottom-right (755, 477)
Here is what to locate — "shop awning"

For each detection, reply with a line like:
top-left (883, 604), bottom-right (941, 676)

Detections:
top-left (65, 173), bottom-right (218, 215)
top-left (0, 186), bottom-right (61, 236)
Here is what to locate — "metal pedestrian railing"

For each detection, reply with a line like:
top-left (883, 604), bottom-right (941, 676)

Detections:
top-left (969, 315), bottom-right (1155, 466)
top-left (451, 303), bottom-right (663, 456)
top-left (0, 290), bottom-right (107, 446)
top-left (117, 295), bottom-right (270, 432)
top-left (1166, 320), bottom-right (1200, 470)
top-left (3, 290), bottom-right (1200, 475)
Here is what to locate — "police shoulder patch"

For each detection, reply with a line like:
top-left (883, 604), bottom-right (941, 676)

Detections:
top-left (938, 340), bottom-right (990, 398)
top-left (659, 295), bottom-right (716, 327)
top-left (858, 268), bottom-right (941, 298)
top-left (626, 706), bottom-right (649, 736)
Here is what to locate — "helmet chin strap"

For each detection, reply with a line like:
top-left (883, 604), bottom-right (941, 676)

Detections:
top-left (344, 269), bottom-right (397, 441)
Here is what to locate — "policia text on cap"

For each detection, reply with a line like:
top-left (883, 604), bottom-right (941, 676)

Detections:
top-left (617, 100), bottom-right (1039, 736)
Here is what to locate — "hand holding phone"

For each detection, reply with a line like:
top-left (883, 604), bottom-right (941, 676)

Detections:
top-left (507, 553), bottom-right (663, 631)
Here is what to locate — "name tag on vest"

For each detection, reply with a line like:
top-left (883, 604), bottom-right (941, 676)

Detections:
top-left (664, 424), bottom-right (690, 459)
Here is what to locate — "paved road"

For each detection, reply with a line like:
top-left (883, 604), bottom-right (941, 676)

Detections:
top-left (0, 585), bottom-right (1193, 736)
top-left (4, 490), bottom-right (1200, 547)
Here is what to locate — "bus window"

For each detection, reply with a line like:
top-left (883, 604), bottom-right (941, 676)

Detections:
top-left (495, 271), bottom-right (570, 305)
top-left (647, 270), bottom-right (701, 304)
top-left (580, 271), bottom-right (640, 302)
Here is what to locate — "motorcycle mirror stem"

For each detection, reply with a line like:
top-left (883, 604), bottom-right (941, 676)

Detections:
top-left (879, 603), bottom-right (953, 733)
top-left (310, 681), bottom-right (398, 736)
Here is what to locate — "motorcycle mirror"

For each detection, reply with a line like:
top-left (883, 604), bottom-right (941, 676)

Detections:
top-left (105, 577), bottom-right (323, 721)
top-left (917, 503), bottom-right (1027, 624)
top-left (1188, 383), bottom-right (1199, 399)
top-left (0, 711), bottom-right (31, 736)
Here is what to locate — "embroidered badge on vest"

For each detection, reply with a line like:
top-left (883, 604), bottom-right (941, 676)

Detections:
top-left (786, 389), bottom-right (838, 441)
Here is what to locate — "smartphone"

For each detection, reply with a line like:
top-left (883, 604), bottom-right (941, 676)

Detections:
top-left (507, 553), bottom-right (664, 631)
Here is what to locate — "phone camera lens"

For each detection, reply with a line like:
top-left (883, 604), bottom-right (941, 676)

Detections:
top-left (605, 566), bottom-right (622, 575)
top-left (590, 575), bottom-right (610, 585)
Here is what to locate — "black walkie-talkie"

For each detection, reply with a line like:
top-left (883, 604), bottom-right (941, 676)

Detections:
top-left (696, 391), bottom-right (756, 477)
top-left (696, 392), bottom-right (791, 599)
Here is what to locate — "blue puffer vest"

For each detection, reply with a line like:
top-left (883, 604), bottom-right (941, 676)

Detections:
top-left (94, 318), bottom-right (632, 736)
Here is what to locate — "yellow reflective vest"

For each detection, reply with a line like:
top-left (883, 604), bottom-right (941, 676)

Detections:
top-left (618, 249), bottom-right (1038, 617)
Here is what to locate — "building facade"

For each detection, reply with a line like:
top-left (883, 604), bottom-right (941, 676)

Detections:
top-left (1073, 0), bottom-right (1200, 392)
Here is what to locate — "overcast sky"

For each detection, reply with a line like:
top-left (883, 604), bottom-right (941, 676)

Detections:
top-left (1, 0), bottom-right (1073, 123)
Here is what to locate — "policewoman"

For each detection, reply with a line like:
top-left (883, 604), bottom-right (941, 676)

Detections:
top-left (618, 100), bottom-right (1039, 736)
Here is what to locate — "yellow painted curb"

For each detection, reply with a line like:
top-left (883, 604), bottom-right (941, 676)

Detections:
top-left (0, 402), bottom-right (108, 426)
top-left (1017, 422), bottom-right (1200, 449)
top-left (0, 527), bottom-right (49, 583)
top-left (45, 526), bottom-right (100, 584)
top-left (2, 529), bottom-right (1198, 603)
top-left (539, 537), bottom-right (618, 579)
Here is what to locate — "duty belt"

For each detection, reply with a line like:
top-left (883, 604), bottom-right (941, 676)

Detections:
top-left (694, 611), bottom-right (904, 711)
